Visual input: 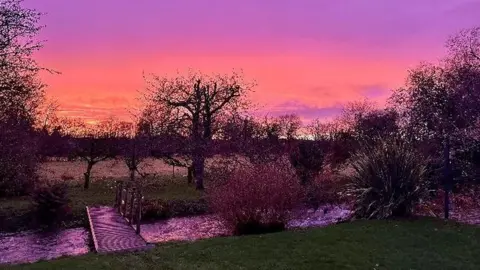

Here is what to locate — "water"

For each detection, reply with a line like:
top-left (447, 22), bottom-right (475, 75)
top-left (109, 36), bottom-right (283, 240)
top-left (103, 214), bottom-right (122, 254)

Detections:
top-left (0, 228), bottom-right (90, 265)
top-left (3, 204), bottom-right (480, 266)
top-left (141, 215), bottom-right (230, 243)
top-left (0, 206), bottom-right (351, 265)
top-left (141, 206), bottom-right (352, 243)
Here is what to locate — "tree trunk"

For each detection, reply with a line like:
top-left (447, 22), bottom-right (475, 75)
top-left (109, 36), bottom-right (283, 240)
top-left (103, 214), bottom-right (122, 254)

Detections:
top-left (443, 135), bottom-right (452, 219)
top-left (130, 168), bottom-right (135, 182)
top-left (187, 166), bottom-right (193, 184)
top-left (83, 162), bottom-right (94, 189)
top-left (193, 155), bottom-right (205, 190)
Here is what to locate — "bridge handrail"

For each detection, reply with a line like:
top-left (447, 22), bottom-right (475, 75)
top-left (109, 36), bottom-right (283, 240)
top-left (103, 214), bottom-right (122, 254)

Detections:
top-left (114, 180), bottom-right (144, 234)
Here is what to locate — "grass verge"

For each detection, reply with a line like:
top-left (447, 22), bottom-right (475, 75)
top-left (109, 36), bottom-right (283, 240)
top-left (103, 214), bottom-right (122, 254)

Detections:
top-left (0, 176), bottom-right (203, 232)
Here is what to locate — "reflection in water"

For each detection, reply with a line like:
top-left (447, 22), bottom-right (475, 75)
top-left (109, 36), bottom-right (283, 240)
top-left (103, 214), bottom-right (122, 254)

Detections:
top-left (0, 206), bottom-right (351, 265)
top-left (288, 206), bottom-right (352, 229)
top-left (141, 215), bottom-right (230, 243)
top-left (141, 206), bottom-right (352, 243)
top-left (0, 228), bottom-right (89, 265)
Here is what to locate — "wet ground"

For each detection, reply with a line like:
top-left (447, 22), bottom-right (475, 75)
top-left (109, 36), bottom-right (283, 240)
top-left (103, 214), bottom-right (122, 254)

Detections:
top-left (0, 228), bottom-right (90, 265)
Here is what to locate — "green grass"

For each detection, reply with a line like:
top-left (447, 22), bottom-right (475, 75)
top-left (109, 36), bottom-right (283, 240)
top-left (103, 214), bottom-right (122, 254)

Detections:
top-left (5, 218), bottom-right (480, 270)
top-left (0, 176), bottom-right (202, 232)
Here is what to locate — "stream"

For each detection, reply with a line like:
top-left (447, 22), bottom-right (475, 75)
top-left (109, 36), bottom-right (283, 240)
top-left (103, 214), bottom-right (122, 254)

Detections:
top-left (0, 206), bottom-right (351, 265)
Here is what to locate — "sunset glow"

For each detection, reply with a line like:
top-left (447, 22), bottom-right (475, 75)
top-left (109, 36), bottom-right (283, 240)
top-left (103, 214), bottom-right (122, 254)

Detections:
top-left (27, 0), bottom-right (480, 123)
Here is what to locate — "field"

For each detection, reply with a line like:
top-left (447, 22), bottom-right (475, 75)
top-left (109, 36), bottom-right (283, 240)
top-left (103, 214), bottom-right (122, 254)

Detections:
top-left (6, 218), bottom-right (480, 270)
top-left (38, 158), bottom-right (187, 182)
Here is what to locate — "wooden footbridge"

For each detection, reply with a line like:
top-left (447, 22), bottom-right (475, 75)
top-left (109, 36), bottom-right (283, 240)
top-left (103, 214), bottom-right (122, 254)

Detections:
top-left (86, 181), bottom-right (151, 253)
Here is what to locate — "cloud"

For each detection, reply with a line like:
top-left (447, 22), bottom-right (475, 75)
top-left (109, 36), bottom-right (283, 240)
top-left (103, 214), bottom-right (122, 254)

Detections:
top-left (257, 100), bottom-right (343, 123)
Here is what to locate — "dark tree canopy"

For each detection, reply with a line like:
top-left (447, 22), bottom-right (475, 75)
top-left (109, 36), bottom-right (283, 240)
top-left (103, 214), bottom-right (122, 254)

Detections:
top-left (0, 0), bottom-right (45, 123)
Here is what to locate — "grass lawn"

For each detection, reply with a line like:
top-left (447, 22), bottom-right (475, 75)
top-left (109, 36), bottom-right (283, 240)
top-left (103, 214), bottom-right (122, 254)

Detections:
top-left (0, 176), bottom-right (202, 232)
top-left (5, 218), bottom-right (480, 270)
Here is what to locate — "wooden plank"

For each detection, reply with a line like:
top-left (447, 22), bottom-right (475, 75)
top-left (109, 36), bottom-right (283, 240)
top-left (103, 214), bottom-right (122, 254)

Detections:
top-left (86, 206), bottom-right (150, 254)
top-left (86, 206), bottom-right (100, 253)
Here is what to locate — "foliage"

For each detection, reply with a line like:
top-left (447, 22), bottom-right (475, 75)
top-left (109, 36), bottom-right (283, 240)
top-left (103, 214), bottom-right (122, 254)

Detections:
top-left (289, 140), bottom-right (326, 184)
top-left (142, 198), bottom-right (209, 221)
top-left (346, 138), bottom-right (428, 219)
top-left (208, 162), bottom-right (302, 235)
top-left (303, 170), bottom-right (349, 210)
top-left (31, 182), bottom-right (70, 228)
top-left (0, 0), bottom-right (45, 122)
top-left (352, 109), bottom-right (399, 142)
top-left (0, 120), bottom-right (39, 197)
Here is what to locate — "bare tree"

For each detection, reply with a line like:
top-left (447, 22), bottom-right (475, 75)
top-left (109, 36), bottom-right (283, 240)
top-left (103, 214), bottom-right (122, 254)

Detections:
top-left (118, 117), bottom-right (152, 183)
top-left (277, 114), bottom-right (302, 140)
top-left (307, 119), bottom-right (344, 141)
top-left (446, 26), bottom-right (480, 66)
top-left (73, 120), bottom-right (119, 189)
top-left (36, 97), bottom-right (60, 132)
top-left (143, 70), bottom-right (254, 190)
top-left (339, 99), bottom-right (376, 131)
top-left (0, 0), bottom-right (46, 196)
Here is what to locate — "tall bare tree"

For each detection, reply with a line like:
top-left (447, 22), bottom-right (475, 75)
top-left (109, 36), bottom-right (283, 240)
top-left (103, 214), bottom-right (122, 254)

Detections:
top-left (0, 0), bottom-right (46, 196)
top-left (143, 70), bottom-right (254, 190)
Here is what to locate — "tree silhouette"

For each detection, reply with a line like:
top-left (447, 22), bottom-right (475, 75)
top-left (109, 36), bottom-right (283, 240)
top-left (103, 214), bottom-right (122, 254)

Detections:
top-left (143, 70), bottom-right (254, 190)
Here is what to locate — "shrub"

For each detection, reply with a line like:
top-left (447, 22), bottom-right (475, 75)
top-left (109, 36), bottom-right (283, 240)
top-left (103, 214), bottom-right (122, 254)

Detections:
top-left (208, 162), bottom-right (302, 235)
top-left (0, 121), bottom-right (39, 197)
top-left (346, 138), bottom-right (428, 219)
top-left (289, 140), bottom-right (326, 185)
top-left (303, 169), bottom-right (349, 210)
top-left (142, 199), bottom-right (209, 221)
top-left (31, 182), bottom-right (71, 228)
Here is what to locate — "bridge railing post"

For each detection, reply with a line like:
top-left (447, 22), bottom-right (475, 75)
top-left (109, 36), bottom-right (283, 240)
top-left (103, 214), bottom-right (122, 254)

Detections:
top-left (129, 187), bottom-right (135, 225)
top-left (122, 183), bottom-right (129, 217)
top-left (136, 188), bottom-right (143, 234)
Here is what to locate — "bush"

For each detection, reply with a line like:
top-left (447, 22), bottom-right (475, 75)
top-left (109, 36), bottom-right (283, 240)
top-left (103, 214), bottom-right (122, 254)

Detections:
top-left (142, 198), bottom-right (209, 221)
top-left (208, 162), bottom-right (302, 235)
top-left (32, 182), bottom-right (71, 228)
top-left (303, 169), bottom-right (349, 210)
top-left (0, 121), bottom-right (39, 197)
top-left (289, 140), bottom-right (326, 185)
top-left (346, 138), bottom-right (428, 219)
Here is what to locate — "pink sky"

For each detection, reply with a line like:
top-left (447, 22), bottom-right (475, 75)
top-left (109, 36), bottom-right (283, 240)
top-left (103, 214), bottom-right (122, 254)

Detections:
top-left (27, 0), bottom-right (480, 123)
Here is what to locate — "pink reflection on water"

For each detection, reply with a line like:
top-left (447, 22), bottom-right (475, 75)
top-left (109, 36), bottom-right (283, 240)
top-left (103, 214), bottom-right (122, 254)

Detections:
top-left (140, 215), bottom-right (231, 243)
top-left (140, 206), bottom-right (352, 244)
top-left (0, 228), bottom-right (89, 265)
top-left (288, 206), bottom-right (352, 229)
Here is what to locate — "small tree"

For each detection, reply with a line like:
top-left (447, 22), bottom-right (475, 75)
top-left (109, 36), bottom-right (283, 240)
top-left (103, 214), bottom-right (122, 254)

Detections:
top-left (118, 119), bottom-right (151, 183)
top-left (73, 120), bottom-right (119, 189)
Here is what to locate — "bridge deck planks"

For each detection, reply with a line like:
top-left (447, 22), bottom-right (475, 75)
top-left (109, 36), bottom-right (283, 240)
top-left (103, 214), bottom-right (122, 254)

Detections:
top-left (86, 206), bottom-right (149, 254)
